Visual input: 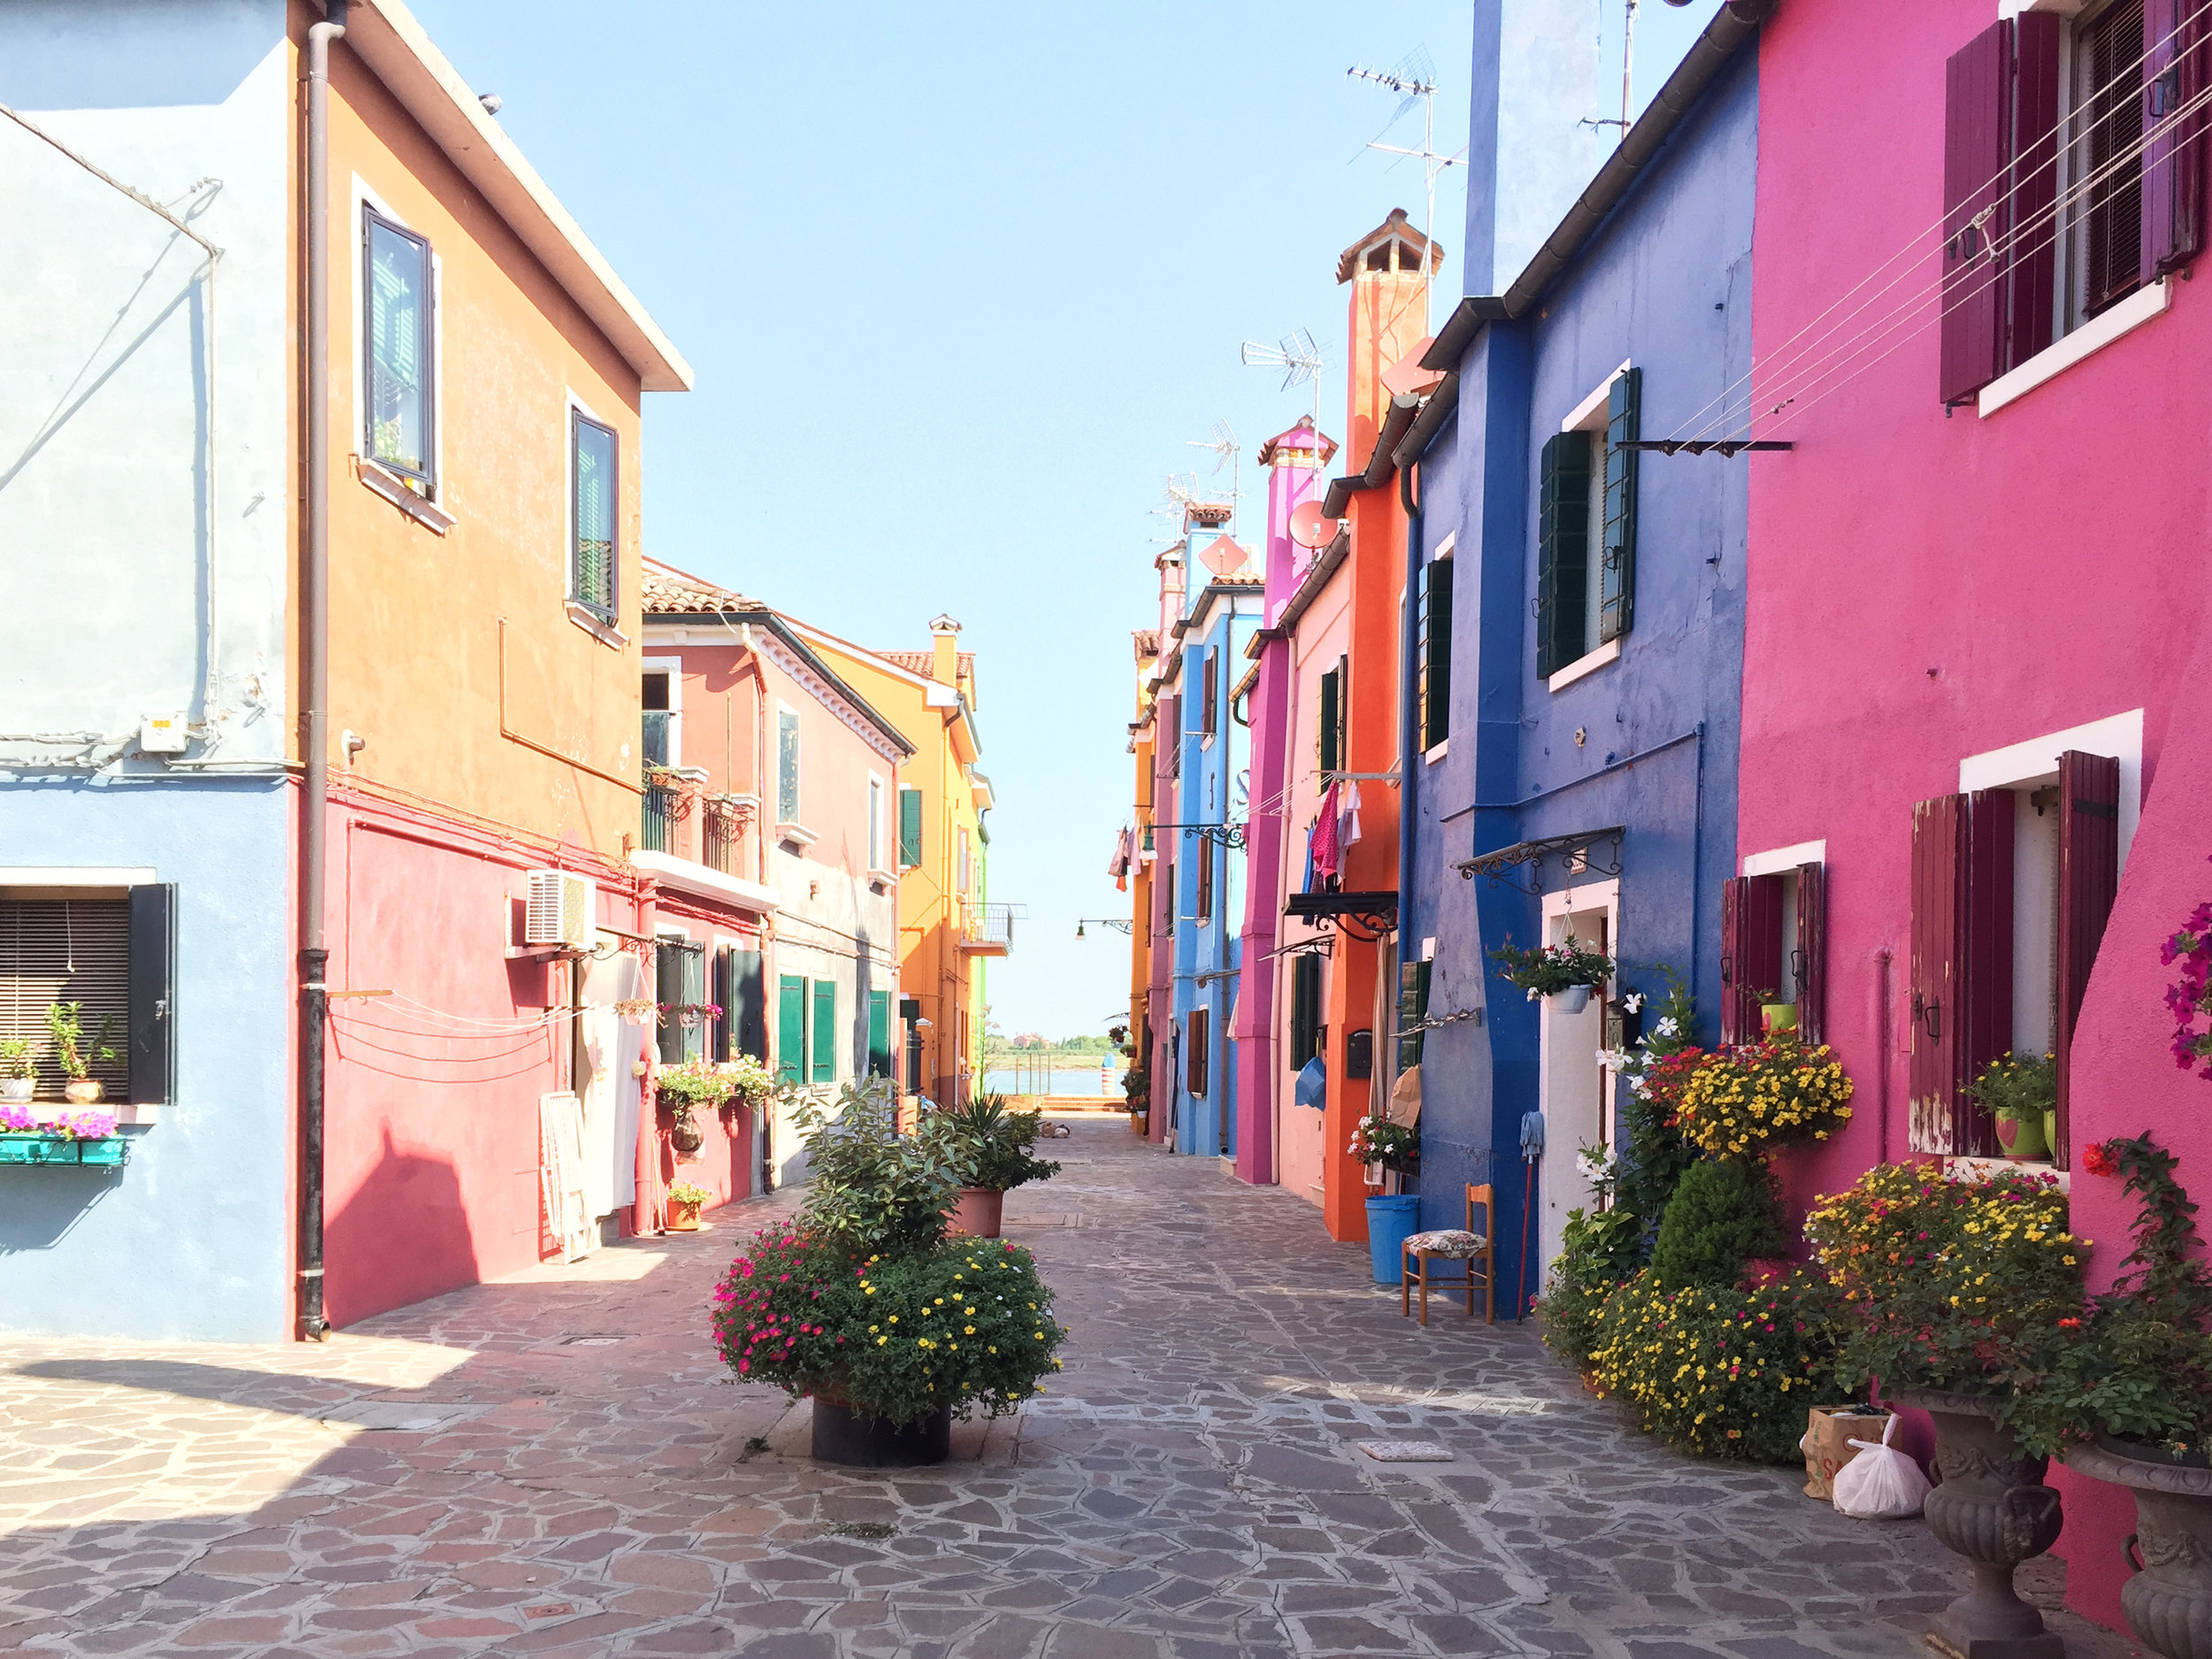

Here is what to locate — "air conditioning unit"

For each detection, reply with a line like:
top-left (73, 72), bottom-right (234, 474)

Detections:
top-left (524, 870), bottom-right (597, 949)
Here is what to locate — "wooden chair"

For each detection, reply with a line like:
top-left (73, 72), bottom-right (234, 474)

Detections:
top-left (1400, 1184), bottom-right (1495, 1326)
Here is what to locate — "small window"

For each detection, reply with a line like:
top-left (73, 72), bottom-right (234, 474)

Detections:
top-left (1537, 369), bottom-right (1640, 678)
top-left (1187, 1008), bottom-right (1210, 1098)
top-left (1317, 663), bottom-right (1344, 775)
top-left (0, 888), bottom-right (173, 1105)
top-left (363, 209), bottom-right (434, 488)
top-left (1289, 954), bottom-right (1322, 1068)
top-left (868, 776), bottom-right (887, 872)
top-left (956, 828), bottom-right (972, 895)
top-left (571, 411), bottom-right (618, 618)
top-left (777, 705), bottom-right (802, 825)
top-left (2071, 0), bottom-right (2146, 321)
top-left (1417, 553), bottom-right (1453, 749)
top-left (1201, 649), bottom-right (1218, 737)
top-left (641, 671), bottom-right (672, 769)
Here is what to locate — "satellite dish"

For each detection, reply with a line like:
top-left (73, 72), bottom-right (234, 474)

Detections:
top-left (1197, 534), bottom-right (1248, 578)
top-left (1290, 500), bottom-right (1339, 549)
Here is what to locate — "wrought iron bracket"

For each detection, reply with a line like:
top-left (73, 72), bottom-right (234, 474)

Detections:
top-left (1455, 826), bottom-right (1624, 897)
top-left (1152, 821), bottom-right (1248, 849)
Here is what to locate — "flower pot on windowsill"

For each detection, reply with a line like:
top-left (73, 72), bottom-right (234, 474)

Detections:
top-left (0, 1078), bottom-right (33, 1104)
top-left (1994, 1109), bottom-right (2048, 1161)
top-left (1546, 984), bottom-right (1593, 1015)
top-left (63, 1079), bottom-right (103, 1107)
top-left (1762, 1003), bottom-right (1798, 1033)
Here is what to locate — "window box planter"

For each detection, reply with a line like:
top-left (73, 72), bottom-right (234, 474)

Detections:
top-left (0, 1134), bottom-right (128, 1167)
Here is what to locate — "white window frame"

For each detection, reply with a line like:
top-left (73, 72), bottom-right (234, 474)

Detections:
top-left (868, 772), bottom-right (887, 873)
top-left (641, 657), bottom-right (682, 772)
top-left (775, 701), bottom-right (803, 829)
top-left (565, 389), bottom-right (625, 644)
top-left (1548, 360), bottom-right (1633, 690)
top-left (350, 177), bottom-right (451, 532)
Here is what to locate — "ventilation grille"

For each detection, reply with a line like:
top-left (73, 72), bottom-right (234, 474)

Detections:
top-left (525, 871), bottom-right (595, 949)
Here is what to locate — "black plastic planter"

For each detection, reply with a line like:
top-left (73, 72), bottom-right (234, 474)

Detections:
top-left (811, 1400), bottom-right (951, 1467)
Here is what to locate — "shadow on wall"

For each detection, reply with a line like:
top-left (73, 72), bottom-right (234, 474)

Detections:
top-left (324, 1128), bottom-right (479, 1329)
top-left (0, 1160), bottom-right (127, 1254)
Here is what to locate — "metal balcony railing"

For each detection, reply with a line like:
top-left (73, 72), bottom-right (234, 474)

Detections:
top-left (703, 802), bottom-right (741, 874)
top-left (961, 902), bottom-right (1022, 952)
top-left (641, 780), bottom-right (680, 854)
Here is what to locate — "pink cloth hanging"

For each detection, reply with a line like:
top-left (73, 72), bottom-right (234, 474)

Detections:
top-left (1311, 781), bottom-right (1342, 879)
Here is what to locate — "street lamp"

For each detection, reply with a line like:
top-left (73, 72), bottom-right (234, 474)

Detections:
top-left (1076, 918), bottom-right (1135, 939)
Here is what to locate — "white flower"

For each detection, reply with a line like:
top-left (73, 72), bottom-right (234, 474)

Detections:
top-left (1655, 1016), bottom-right (1680, 1039)
top-left (1622, 992), bottom-right (1646, 1013)
top-left (1525, 987), bottom-right (1539, 1002)
top-left (1596, 1048), bottom-right (1630, 1072)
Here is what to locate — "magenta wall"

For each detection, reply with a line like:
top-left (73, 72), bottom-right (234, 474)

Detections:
top-left (1749, 0), bottom-right (2212, 1629)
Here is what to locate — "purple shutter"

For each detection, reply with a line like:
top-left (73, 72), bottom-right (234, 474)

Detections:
top-left (2144, 0), bottom-right (2209, 278)
top-left (2054, 751), bottom-right (2122, 1170)
top-left (1944, 22), bottom-right (2013, 403)
top-left (1963, 789), bottom-right (2017, 1157)
top-left (1909, 795), bottom-right (1970, 1154)
top-left (1721, 874), bottom-right (1785, 1043)
top-left (1722, 877), bottom-right (1745, 1044)
top-left (2010, 13), bottom-right (2062, 370)
top-left (1794, 862), bottom-right (1827, 1046)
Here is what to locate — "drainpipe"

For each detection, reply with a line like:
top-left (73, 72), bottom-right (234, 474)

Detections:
top-left (297, 0), bottom-right (346, 1342)
top-left (1396, 459), bottom-right (1423, 1089)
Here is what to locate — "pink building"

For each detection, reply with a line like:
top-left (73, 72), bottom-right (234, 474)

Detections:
top-left (1747, 0), bottom-right (2212, 1631)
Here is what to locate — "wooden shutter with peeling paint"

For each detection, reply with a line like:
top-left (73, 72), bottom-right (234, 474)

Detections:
top-left (2054, 750), bottom-right (2121, 1169)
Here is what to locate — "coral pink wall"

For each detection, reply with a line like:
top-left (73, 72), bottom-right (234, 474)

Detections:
top-left (1750, 0), bottom-right (2212, 1629)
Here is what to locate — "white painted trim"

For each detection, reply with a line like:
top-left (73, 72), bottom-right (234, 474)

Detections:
top-left (0, 867), bottom-right (157, 888)
top-left (631, 851), bottom-right (780, 914)
top-left (1430, 532), bottom-right (1455, 565)
top-left (1743, 839), bottom-right (1826, 878)
top-left (1541, 875), bottom-right (1620, 922)
top-left (1999, 0), bottom-right (2084, 19)
top-left (752, 631), bottom-right (909, 768)
top-left (776, 821), bottom-right (819, 849)
top-left (643, 656), bottom-right (684, 771)
top-left (1959, 708), bottom-right (2144, 871)
top-left (868, 772), bottom-right (888, 873)
top-left (1424, 740), bottom-right (1448, 764)
top-left (1979, 279), bottom-right (2170, 417)
top-left (775, 699), bottom-right (803, 825)
top-left (1563, 360), bottom-right (1634, 433)
top-left (1547, 636), bottom-right (1620, 692)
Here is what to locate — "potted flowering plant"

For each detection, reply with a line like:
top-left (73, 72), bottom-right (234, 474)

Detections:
top-left (666, 1181), bottom-right (710, 1232)
top-left (1353, 1112), bottom-right (1422, 1285)
top-left (0, 1039), bottom-right (34, 1104)
top-left (1805, 1162), bottom-right (2083, 1657)
top-left (2165, 886), bottom-right (2212, 1080)
top-left (1967, 1050), bottom-right (2056, 1161)
top-left (655, 1059), bottom-right (740, 1155)
top-left (710, 1076), bottom-right (1067, 1466)
top-left (1669, 1036), bottom-right (1853, 1161)
top-left (1489, 934), bottom-right (1614, 1013)
top-left (933, 1092), bottom-right (1060, 1239)
top-left (47, 1002), bottom-right (118, 1105)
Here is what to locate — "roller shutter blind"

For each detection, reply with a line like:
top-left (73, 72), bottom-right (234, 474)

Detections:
top-left (1536, 432), bottom-right (1590, 677)
top-left (0, 895), bottom-right (134, 1102)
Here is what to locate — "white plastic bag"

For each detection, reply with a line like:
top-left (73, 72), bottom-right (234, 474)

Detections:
top-left (1831, 1413), bottom-right (1932, 1520)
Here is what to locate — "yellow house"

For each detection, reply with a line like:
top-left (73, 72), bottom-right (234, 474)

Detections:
top-left (791, 617), bottom-right (1002, 1102)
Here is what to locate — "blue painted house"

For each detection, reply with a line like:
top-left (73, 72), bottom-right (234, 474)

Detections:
top-left (1162, 509), bottom-right (1262, 1162)
top-left (1399, 4), bottom-right (1769, 1310)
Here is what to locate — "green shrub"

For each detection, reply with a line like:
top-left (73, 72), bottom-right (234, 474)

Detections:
top-left (1540, 1205), bottom-right (1642, 1371)
top-left (1589, 1269), bottom-right (1845, 1462)
top-left (786, 1077), bottom-right (964, 1255)
top-left (933, 1093), bottom-right (1061, 1192)
top-left (1650, 1157), bottom-right (1786, 1289)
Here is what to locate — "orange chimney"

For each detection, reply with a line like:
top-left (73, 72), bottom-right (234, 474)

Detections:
top-left (928, 613), bottom-right (961, 684)
top-left (1338, 208), bottom-right (1442, 468)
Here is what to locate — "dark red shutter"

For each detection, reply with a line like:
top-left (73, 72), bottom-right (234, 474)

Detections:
top-left (1720, 873), bottom-right (1784, 1043)
top-left (1909, 795), bottom-right (1970, 1154)
top-left (2055, 751), bottom-right (2122, 1169)
top-left (2010, 13), bottom-right (2062, 369)
top-left (1794, 862), bottom-right (1826, 1046)
top-left (1962, 789), bottom-right (2017, 1157)
top-left (2144, 0), bottom-right (2209, 279)
top-left (1944, 23), bottom-right (2013, 403)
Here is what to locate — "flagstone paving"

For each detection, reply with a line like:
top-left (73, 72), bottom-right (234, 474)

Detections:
top-left (0, 1119), bottom-right (2140, 1659)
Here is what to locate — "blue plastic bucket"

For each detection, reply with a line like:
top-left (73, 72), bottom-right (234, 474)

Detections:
top-left (1366, 1194), bottom-right (1422, 1285)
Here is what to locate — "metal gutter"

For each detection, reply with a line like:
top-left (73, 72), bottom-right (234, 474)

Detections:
top-left (1392, 372), bottom-right (1460, 469)
top-left (647, 608), bottom-right (916, 757)
top-left (1420, 0), bottom-right (1778, 373)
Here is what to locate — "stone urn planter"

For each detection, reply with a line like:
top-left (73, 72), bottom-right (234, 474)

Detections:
top-left (2066, 1439), bottom-right (2212, 1659)
top-left (1895, 1389), bottom-right (2065, 1659)
top-left (948, 1187), bottom-right (1003, 1238)
top-left (810, 1397), bottom-right (950, 1468)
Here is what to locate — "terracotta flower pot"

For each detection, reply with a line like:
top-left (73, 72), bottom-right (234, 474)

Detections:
top-left (2066, 1440), bottom-right (2212, 1659)
top-left (666, 1198), bottom-right (702, 1232)
top-left (1896, 1389), bottom-right (2065, 1659)
top-left (947, 1187), bottom-right (1003, 1238)
top-left (63, 1079), bottom-right (103, 1106)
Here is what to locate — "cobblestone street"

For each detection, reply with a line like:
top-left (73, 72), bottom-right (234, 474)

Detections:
top-left (0, 1121), bottom-right (2134, 1659)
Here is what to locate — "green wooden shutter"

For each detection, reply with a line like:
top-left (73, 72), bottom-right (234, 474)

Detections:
top-left (1422, 559), bottom-right (1453, 748)
top-left (810, 979), bottom-right (836, 1082)
top-left (1536, 431), bottom-right (1592, 676)
top-left (681, 942), bottom-right (708, 1062)
top-left (867, 989), bottom-right (892, 1079)
top-left (1317, 668), bottom-right (1340, 774)
top-left (1397, 959), bottom-right (1432, 1070)
top-left (898, 787), bottom-right (923, 868)
top-left (656, 941), bottom-right (685, 1064)
top-left (1600, 368), bottom-right (1640, 643)
top-left (733, 950), bottom-right (767, 1060)
top-left (777, 974), bottom-right (806, 1083)
top-left (1290, 955), bottom-right (1320, 1067)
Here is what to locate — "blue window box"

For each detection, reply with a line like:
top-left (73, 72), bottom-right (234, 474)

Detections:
top-left (0, 1134), bottom-right (128, 1166)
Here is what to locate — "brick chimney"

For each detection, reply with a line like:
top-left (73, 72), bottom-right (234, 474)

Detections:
top-left (1339, 209), bottom-right (1442, 468)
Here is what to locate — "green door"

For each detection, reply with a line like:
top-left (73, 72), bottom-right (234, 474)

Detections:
top-left (810, 979), bottom-right (836, 1082)
top-left (867, 990), bottom-right (892, 1079)
top-left (777, 975), bottom-right (806, 1083)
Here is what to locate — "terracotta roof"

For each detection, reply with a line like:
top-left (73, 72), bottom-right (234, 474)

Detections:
top-left (1185, 502), bottom-right (1233, 528)
top-left (874, 649), bottom-right (976, 680)
top-left (1133, 630), bottom-right (1161, 661)
top-left (1336, 207), bottom-right (1445, 284)
top-left (1257, 416), bottom-right (1340, 469)
top-left (641, 557), bottom-right (759, 614)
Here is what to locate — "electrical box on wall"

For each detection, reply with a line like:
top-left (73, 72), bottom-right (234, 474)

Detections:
top-left (1345, 1027), bottom-right (1373, 1078)
top-left (140, 716), bottom-right (188, 754)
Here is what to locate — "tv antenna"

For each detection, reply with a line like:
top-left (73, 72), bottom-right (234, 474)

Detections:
top-left (1187, 419), bottom-right (1240, 537)
top-left (1240, 330), bottom-right (1325, 441)
top-left (1348, 48), bottom-right (1464, 332)
top-left (1582, 0), bottom-right (1690, 142)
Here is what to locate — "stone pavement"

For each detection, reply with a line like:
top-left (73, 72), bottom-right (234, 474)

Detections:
top-left (0, 1120), bottom-right (2141, 1659)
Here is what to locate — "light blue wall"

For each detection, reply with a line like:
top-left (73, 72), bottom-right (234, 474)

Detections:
top-left (0, 781), bottom-right (294, 1340)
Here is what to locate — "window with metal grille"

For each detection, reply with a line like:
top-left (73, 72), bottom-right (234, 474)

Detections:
top-left (0, 889), bottom-right (173, 1104)
top-left (363, 209), bottom-right (434, 488)
top-left (571, 411), bottom-right (617, 618)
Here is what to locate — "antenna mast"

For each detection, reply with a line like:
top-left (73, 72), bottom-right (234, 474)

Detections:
top-left (1348, 50), bottom-right (1464, 333)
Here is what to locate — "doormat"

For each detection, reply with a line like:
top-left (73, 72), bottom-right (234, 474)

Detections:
top-left (1353, 1440), bottom-right (1455, 1463)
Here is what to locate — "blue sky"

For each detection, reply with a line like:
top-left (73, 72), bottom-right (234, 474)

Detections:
top-left (411, 1), bottom-right (1719, 1039)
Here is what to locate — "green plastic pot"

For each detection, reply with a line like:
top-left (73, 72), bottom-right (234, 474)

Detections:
top-left (1996, 1109), bottom-right (2048, 1161)
top-left (1762, 1003), bottom-right (1798, 1033)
